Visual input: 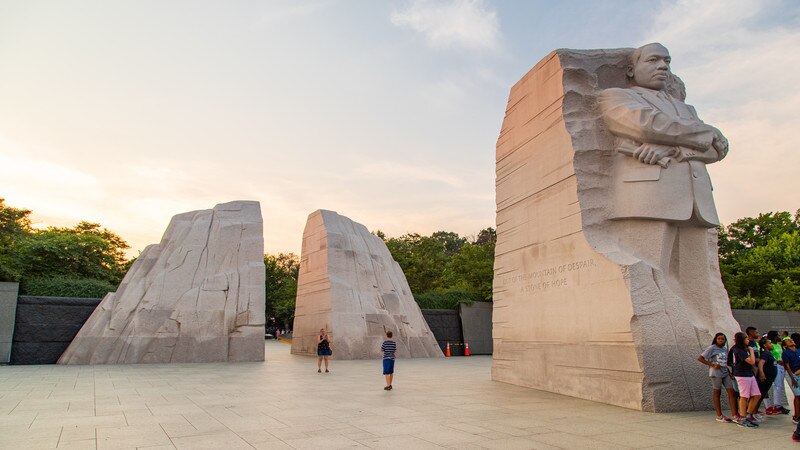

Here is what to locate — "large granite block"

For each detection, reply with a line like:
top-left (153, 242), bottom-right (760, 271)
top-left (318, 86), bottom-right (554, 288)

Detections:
top-left (59, 201), bottom-right (266, 364)
top-left (492, 47), bottom-right (739, 412)
top-left (291, 210), bottom-right (441, 359)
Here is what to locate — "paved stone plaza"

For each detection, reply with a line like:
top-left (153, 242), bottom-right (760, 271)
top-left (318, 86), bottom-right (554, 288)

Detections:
top-left (0, 341), bottom-right (796, 449)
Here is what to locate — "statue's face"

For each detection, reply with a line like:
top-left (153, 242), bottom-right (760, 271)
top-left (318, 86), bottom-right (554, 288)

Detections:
top-left (629, 44), bottom-right (671, 90)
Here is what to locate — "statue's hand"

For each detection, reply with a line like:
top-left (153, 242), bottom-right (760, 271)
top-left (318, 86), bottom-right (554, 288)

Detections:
top-left (711, 128), bottom-right (729, 161)
top-left (633, 143), bottom-right (677, 165)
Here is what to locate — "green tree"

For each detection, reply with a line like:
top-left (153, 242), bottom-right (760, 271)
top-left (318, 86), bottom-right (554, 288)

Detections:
top-left (265, 252), bottom-right (299, 328)
top-left (0, 198), bottom-right (32, 281)
top-left (383, 227), bottom-right (496, 308)
top-left (724, 231), bottom-right (800, 300)
top-left (0, 198), bottom-right (131, 297)
top-left (431, 231), bottom-right (467, 256)
top-left (14, 221), bottom-right (129, 285)
top-left (718, 210), bottom-right (800, 310)
top-left (718, 210), bottom-right (799, 263)
top-left (440, 243), bottom-right (494, 300)
top-left (475, 227), bottom-right (497, 246)
top-left (385, 233), bottom-right (448, 294)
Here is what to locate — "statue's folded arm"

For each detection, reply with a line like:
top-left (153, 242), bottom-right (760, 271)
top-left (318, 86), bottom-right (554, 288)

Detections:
top-left (598, 88), bottom-right (714, 151)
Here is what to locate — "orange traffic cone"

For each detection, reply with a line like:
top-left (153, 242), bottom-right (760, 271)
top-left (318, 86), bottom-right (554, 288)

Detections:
top-left (464, 342), bottom-right (470, 356)
top-left (445, 342), bottom-right (451, 357)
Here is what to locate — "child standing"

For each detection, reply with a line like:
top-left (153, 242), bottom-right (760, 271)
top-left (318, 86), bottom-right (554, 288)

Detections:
top-left (698, 332), bottom-right (738, 422)
top-left (382, 331), bottom-right (397, 390)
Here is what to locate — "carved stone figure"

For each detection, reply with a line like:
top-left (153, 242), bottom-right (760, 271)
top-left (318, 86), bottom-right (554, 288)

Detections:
top-left (59, 201), bottom-right (266, 364)
top-left (492, 45), bottom-right (739, 412)
top-left (291, 210), bottom-right (441, 360)
top-left (599, 43), bottom-right (727, 226)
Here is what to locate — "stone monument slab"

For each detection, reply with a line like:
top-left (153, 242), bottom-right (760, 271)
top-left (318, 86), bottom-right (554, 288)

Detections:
top-left (59, 201), bottom-right (266, 364)
top-left (492, 46), bottom-right (739, 412)
top-left (0, 282), bottom-right (19, 364)
top-left (291, 210), bottom-right (441, 359)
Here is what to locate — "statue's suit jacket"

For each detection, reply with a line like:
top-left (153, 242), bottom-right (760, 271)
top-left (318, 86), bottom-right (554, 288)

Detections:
top-left (598, 86), bottom-right (720, 227)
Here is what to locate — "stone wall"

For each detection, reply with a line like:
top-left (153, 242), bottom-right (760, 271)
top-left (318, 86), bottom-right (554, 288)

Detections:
top-left (421, 309), bottom-right (463, 354)
top-left (732, 310), bottom-right (800, 335)
top-left (11, 296), bottom-right (101, 365)
top-left (459, 302), bottom-right (492, 355)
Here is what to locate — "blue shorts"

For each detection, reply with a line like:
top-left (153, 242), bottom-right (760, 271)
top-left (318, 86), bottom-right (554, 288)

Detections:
top-left (383, 359), bottom-right (395, 375)
top-left (317, 349), bottom-right (331, 357)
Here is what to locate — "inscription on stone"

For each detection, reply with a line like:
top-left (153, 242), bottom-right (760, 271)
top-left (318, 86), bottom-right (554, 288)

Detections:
top-left (501, 258), bottom-right (596, 294)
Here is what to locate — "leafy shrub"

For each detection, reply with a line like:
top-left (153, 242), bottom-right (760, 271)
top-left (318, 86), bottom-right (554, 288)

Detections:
top-left (21, 276), bottom-right (115, 298)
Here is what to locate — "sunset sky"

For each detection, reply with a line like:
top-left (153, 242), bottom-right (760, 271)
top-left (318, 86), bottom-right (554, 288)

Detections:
top-left (1, 0), bottom-right (798, 257)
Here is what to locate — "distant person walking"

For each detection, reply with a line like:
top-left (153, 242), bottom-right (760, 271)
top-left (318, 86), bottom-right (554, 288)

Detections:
top-left (732, 332), bottom-right (761, 427)
top-left (382, 331), bottom-right (397, 390)
top-left (698, 333), bottom-right (737, 422)
top-left (317, 328), bottom-right (333, 373)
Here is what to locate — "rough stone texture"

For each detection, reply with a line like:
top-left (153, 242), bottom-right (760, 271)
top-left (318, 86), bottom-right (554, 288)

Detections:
top-left (0, 282), bottom-right (19, 363)
top-left (492, 49), bottom-right (739, 412)
top-left (459, 302), bottom-right (492, 355)
top-left (291, 210), bottom-right (441, 359)
top-left (59, 201), bottom-right (265, 364)
top-left (421, 309), bottom-right (463, 354)
top-left (11, 296), bottom-right (101, 365)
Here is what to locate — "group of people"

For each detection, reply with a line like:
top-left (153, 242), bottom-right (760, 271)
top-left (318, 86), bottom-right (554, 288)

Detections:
top-left (316, 328), bottom-right (397, 390)
top-left (699, 327), bottom-right (800, 439)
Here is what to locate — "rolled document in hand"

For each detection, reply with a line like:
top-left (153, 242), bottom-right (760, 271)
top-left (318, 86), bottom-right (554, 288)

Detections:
top-left (615, 140), bottom-right (671, 168)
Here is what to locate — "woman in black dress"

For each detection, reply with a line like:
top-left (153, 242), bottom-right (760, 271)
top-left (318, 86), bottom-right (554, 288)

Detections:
top-left (317, 328), bottom-right (333, 373)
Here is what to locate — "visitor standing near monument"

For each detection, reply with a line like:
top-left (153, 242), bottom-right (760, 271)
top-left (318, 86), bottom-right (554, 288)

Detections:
top-left (753, 337), bottom-right (778, 422)
top-left (382, 331), bottom-right (397, 391)
top-left (698, 333), bottom-right (737, 423)
top-left (731, 332), bottom-right (761, 427)
top-left (766, 330), bottom-right (791, 415)
top-left (317, 328), bottom-right (333, 373)
top-left (745, 327), bottom-right (764, 420)
top-left (781, 339), bottom-right (800, 423)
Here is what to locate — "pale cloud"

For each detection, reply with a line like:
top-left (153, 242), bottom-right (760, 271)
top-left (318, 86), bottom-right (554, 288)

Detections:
top-left (391, 0), bottom-right (502, 51)
top-left (644, 0), bottom-right (800, 224)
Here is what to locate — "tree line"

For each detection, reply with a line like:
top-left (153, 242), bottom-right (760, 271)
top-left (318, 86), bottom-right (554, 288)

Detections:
top-left (0, 198), bottom-right (129, 297)
top-left (2, 198), bottom-right (798, 325)
top-left (718, 210), bottom-right (800, 310)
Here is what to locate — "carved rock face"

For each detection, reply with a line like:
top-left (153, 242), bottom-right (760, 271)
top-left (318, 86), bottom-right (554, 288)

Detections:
top-left (291, 210), bottom-right (442, 360)
top-left (58, 201), bottom-right (266, 364)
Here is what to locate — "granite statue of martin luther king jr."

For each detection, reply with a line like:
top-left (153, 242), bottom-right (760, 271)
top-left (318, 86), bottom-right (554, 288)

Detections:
top-left (598, 42), bottom-right (734, 333)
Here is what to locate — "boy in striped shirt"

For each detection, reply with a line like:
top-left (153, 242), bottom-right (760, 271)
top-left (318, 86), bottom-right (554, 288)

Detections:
top-left (382, 331), bottom-right (397, 390)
